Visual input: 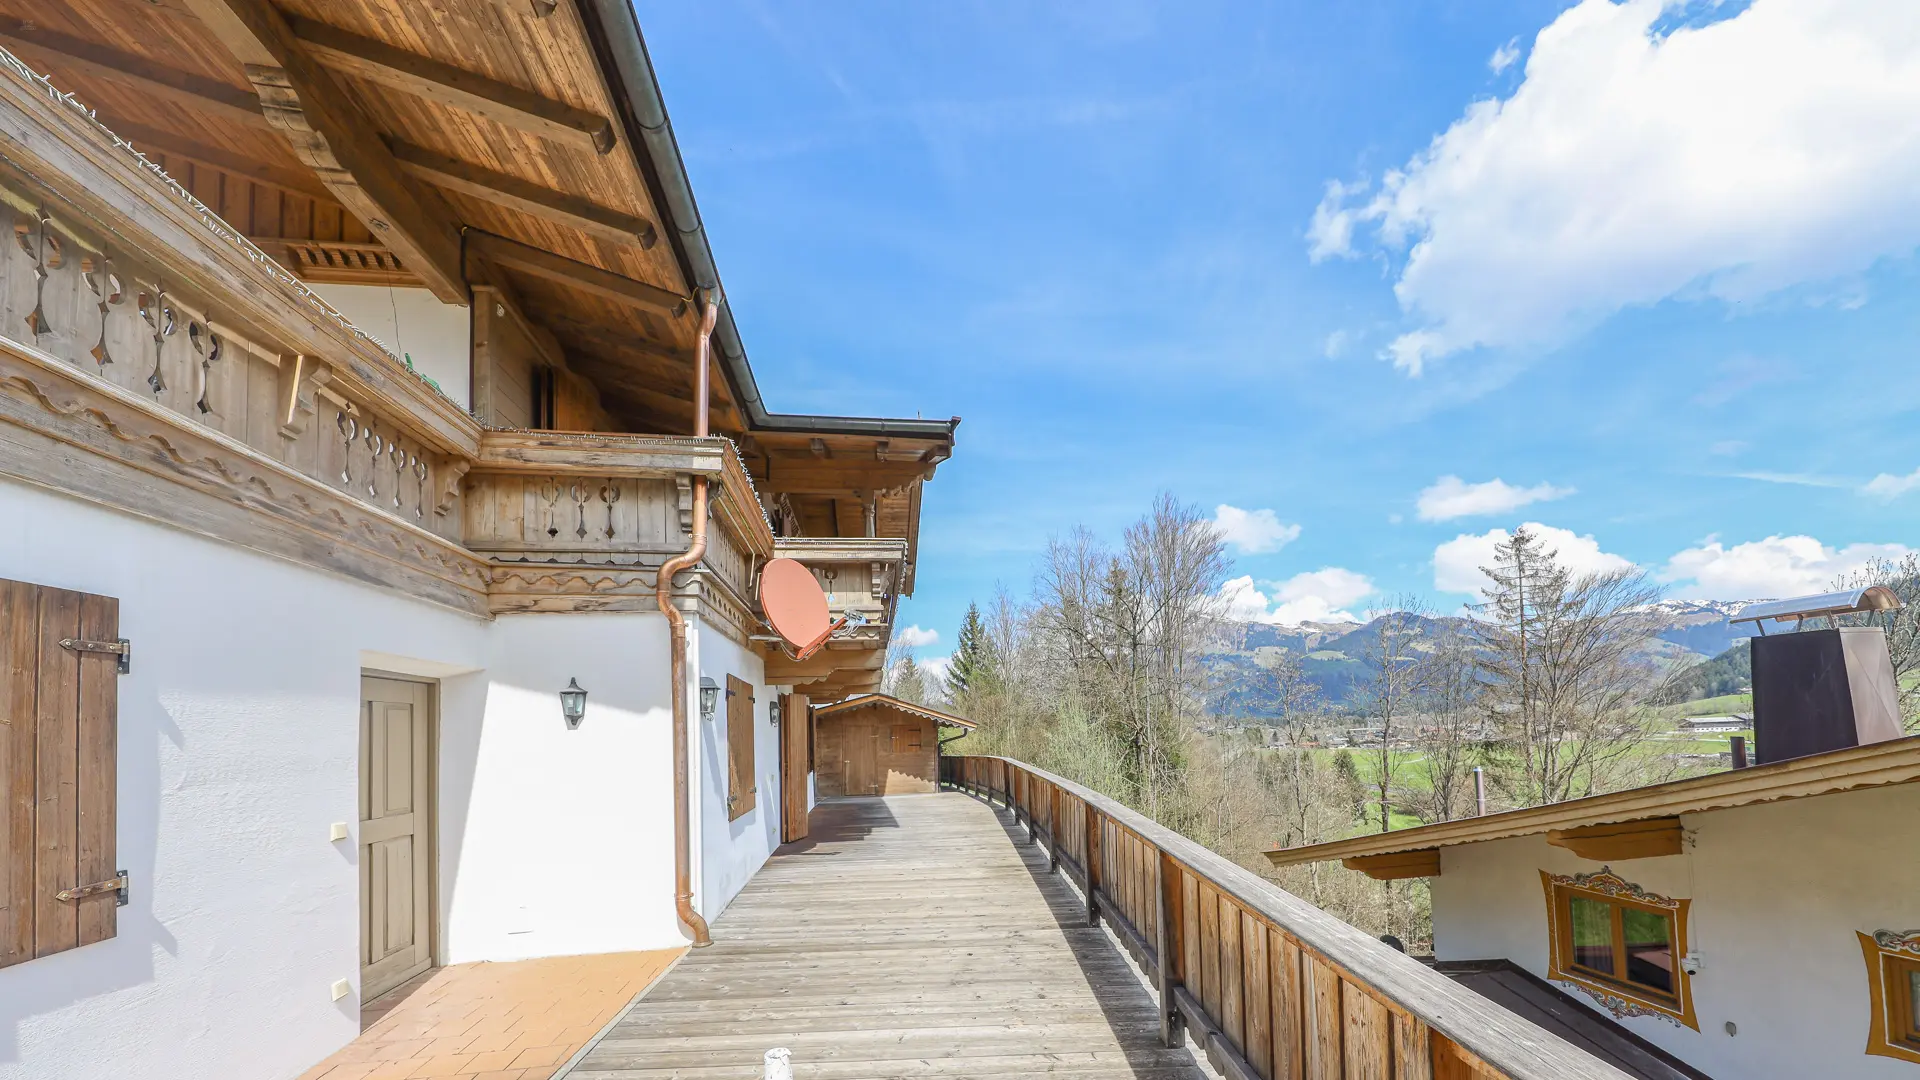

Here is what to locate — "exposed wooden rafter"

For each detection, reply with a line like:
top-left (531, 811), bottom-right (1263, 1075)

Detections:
top-left (0, 17), bottom-right (272, 130)
top-left (286, 16), bottom-right (615, 155)
top-left (387, 139), bottom-right (654, 247)
top-left (1342, 849), bottom-right (1441, 881)
top-left (1545, 817), bottom-right (1683, 862)
top-left (181, 0), bottom-right (469, 304)
top-left (467, 231), bottom-right (687, 316)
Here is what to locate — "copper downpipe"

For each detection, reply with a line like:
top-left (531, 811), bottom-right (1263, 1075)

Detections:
top-left (663, 290), bottom-right (720, 948)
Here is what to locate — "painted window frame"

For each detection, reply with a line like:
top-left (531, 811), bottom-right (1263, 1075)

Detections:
top-left (1858, 930), bottom-right (1920, 1064)
top-left (1540, 870), bottom-right (1697, 1030)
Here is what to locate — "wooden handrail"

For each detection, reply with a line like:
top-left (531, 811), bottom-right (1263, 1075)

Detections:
top-left (940, 755), bottom-right (1635, 1080)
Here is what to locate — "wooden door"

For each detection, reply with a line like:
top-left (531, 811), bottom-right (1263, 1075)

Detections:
top-left (844, 720), bottom-right (879, 796)
top-left (779, 694), bottom-right (810, 843)
top-left (360, 676), bottom-right (433, 1001)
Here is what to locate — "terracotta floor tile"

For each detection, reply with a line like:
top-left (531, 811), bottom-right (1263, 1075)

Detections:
top-left (291, 950), bottom-right (681, 1080)
top-left (508, 1045), bottom-right (568, 1069)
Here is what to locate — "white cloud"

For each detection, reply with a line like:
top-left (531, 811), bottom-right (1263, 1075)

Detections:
top-left (1433, 522), bottom-right (1634, 595)
top-left (895, 625), bottom-right (940, 649)
top-left (1863, 466), bottom-right (1920, 499)
top-left (1311, 0), bottom-right (1920, 373)
top-left (1213, 504), bottom-right (1303, 554)
top-left (1662, 535), bottom-right (1911, 599)
top-left (1322, 329), bottom-right (1351, 358)
top-left (1221, 569), bottom-right (1374, 625)
top-left (1416, 475), bottom-right (1574, 521)
top-left (919, 654), bottom-right (953, 689)
top-left (1490, 37), bottom-right (1522, 74)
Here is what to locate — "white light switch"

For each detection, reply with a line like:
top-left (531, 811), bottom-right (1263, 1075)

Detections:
top-left (329, 822), bottom-right (349, 842)
top-left (330, 978), bottom-right (351, 1002)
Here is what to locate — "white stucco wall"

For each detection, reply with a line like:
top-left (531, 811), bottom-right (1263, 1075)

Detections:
top-left (0, 478), bottom-right (790, 1079)
top-left (1431, 782), bottom-right (1920, 1080)
top-left (437, 613), bottom-right (688, 961)
top-left (308, 284), bottom-right (472, 410)
top-left (691, 620), bottom-right (782, 919)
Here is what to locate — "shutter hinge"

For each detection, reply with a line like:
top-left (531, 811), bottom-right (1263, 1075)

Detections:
top-left (59, 637), bottom-right (130, 674)
top-left (56, 871), bottom-right (129, 906)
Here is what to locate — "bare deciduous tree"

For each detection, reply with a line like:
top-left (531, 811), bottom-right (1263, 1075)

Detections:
top-left (1476, 527), bottom-right (1666, 805)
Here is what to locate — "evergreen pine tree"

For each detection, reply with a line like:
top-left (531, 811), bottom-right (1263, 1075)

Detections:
top-left (946, 602), bottom-right (997, 698)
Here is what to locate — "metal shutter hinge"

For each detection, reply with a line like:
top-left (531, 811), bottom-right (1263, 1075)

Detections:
top-left (59, 637), bottom-right (130, 674)
top-left (56, 871), bottom-right (129, 906)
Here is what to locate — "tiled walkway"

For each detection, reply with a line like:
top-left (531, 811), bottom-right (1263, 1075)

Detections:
top-left (298, 949), bottom-right (684, 1080)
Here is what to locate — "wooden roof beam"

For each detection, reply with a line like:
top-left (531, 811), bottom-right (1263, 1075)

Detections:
top-left (287, 16), bottom-right (615, 155)
top-left (468, 231), bottom-right (687, 316)
top-left (1342, 850), bottom-right (1440, 881)
top-left (0, 17), bottom-right (272, 130)
top-left (388, 140), bottom-right (655, 248)
top-left (1545, 817), bottom-right (1683, 862)
top-left (181, 0), bottom-right (468, 304)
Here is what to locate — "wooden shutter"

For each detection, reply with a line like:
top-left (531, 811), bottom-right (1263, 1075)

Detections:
top-left (1, 577), bottom-right (119, 968)
top-left (725, 675), bottom-right (755, 820)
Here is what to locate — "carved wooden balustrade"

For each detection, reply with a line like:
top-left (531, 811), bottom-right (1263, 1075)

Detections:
top-left (941, 756), bottom-right (1635, 1080)
top-left (463, 430), bottom-right (774, 622)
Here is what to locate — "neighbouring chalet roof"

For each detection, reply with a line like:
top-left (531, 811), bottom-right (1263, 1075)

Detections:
top-left (1264, 734), bottom-right (1920, 868)
top-left (813, 693), bottom-right (978, 729)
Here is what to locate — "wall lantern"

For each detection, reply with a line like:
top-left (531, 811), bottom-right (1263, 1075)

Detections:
top-left (699, 676), bottom-right (720, 722)
top-left (559, 678), bottom-right (588, 729)
top-left (768, 699), bottom-right (781, 728)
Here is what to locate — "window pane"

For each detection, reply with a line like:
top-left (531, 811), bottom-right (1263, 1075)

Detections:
top-left (1622, 907), bottom-right (1674, 994)
top-left (1569, 896), bottom-right (1615, 975)
top-left (1908, 968), bottom-right (1920, 1035)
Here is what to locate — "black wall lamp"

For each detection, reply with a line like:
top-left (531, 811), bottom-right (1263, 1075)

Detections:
top-left (560, 678), bottom-right (588, 729)
top-left (699, 676), bottom-right (720, 722)
top-left (768, 698), bottom-right (781, 728)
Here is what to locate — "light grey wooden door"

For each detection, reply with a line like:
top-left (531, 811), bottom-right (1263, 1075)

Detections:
top-left (360, 676), bottom-right (433, 1000)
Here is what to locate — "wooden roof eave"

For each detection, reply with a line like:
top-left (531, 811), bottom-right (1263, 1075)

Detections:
top-left (813, 693), bottom-right (977, 730)
top-left (1262, 735), bottom-right (1920, 869)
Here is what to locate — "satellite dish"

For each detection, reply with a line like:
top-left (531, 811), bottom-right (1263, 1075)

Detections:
top-left (760, 558), bottom-right (846, 660)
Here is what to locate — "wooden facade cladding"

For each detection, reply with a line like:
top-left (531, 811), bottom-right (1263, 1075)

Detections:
top-left (0, 57), bottom-right (799, 629)
top-left (724, 674), bottom-right (755, 820)
top-left (0, 578), bottom-right (119, 967)
top-left (943, 756), bottom-right (1638, 1080)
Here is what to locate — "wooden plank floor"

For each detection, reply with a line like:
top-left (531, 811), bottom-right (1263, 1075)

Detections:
top-left (562, 792), bottom-right (1216, 1080)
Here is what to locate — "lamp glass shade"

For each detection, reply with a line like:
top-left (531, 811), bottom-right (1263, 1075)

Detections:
top-left (699, 676), bottom-right (720, 721)
top-left (559, 678), bottom-right (588, 729)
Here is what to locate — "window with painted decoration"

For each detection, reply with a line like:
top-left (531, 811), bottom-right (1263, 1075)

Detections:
top-left (1858, 931), bottom-right (1920, 1063)
top-left (1541, 870), bottom-right (1695, 1029)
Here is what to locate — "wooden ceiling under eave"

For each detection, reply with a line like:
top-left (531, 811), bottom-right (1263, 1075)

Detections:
top-left (0, 0), bottom-right (750, 435)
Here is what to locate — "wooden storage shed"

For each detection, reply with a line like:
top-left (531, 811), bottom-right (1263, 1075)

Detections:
top-left (812, 694), bottom-right (976, 797)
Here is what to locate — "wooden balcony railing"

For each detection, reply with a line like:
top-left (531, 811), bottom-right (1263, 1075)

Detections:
top-left (940, 755), bottom-right (1633, 1080)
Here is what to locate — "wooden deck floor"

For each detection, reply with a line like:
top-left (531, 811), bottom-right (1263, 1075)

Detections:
top-left (561, 792), bottom-right (1216, 1080)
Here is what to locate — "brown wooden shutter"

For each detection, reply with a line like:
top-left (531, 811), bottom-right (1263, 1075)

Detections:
top-left (1, 577), bottom-right (119, 968)
top-left (725, 675), bottom-right (755, 821)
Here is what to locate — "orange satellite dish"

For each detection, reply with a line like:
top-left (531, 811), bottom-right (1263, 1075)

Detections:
top-left (760, 558), bottom-right (845, 660)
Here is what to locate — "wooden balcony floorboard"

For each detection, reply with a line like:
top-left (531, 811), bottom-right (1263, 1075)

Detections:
top-left (561, 792), bottom-right (1216, 1080)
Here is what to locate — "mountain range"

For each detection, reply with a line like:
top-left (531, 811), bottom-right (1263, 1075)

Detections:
top-left (1203, 600), bottom-right (1757, 717)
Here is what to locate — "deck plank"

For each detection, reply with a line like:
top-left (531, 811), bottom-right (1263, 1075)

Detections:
top-left (562, 793), bottom-right (1215, 1080)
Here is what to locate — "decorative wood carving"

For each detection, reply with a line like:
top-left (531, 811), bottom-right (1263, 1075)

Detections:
top-left (276, 355), bottom-right (330, 441)
top-left (0, 340), bottom-right (488, 615)
top-left (436, 458), bottom-right (470, 517)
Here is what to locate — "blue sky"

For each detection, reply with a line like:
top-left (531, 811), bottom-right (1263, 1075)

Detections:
top-left (635, 0), bottom-right (1920, 663)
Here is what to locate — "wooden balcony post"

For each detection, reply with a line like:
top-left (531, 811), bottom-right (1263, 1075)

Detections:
top-left (1049, 784), bottom-right (1061, 873)
top-left (1156, 849), bottom-right (1185, 1048)
top-left (1085, 805), bottom-right (1102, 927)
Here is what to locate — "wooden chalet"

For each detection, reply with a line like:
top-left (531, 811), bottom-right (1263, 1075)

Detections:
top-left (0, 3), bottom-right (1659, 1079)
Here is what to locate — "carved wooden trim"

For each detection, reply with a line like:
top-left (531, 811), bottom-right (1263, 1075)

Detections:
top-left (0, 338), bottom-right (488, 616)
